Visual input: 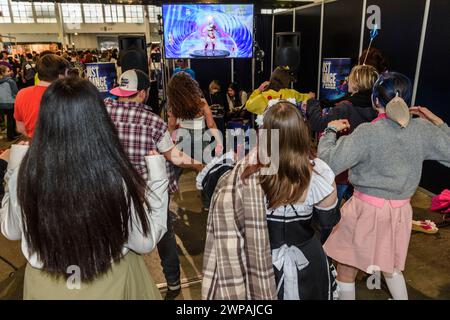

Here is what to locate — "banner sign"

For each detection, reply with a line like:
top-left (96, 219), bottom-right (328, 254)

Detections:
top-left (320, 58), bottom-right (351, 101)
top-left (86, 62), bottom-right (117, 99)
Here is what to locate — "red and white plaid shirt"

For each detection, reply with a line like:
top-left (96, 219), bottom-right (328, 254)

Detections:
top-left (104, 98), bottom-right (178, 193)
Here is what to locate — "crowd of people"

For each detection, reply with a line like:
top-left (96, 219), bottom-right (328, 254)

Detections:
top-left (0, 49), bottom-right (119, 86)
top-left (0, 46), bottom-right (449, 301)
top-left (0, 49), bottom-right (120, 139)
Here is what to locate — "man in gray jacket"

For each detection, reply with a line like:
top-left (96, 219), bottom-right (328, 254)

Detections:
top-left (0, 65), bottom-right (18, 140)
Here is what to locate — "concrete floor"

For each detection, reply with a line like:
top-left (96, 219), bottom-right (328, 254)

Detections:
top-left (0, 137), bottom-right (449, 299)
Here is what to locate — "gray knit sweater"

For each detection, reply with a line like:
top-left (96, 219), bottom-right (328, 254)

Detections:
top-left (318, 117), bottom-right (450, 199)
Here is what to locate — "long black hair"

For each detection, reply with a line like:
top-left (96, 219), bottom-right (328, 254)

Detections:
top-left (227, 82), bottom-right (242, 108)
top-left (17, 77), bottom-right (150, 282)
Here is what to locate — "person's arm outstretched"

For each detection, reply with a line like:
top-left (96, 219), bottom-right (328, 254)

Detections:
top-left (318, 119), bottom-right (368, 175)
top-left (305, 100), bottom-right (349, 132)
top-left (411, 107), bottom-right (450, 167)
top-left (126, 152), bottom-right (168, 253)
top-left (245, 81), bottom-right (270, 115)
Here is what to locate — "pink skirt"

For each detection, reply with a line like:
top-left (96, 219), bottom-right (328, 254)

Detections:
top-left (323, 195), bottom-right (413, 274)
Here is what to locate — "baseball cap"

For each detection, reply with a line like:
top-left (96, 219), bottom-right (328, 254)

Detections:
top-left (110, 69), bottom-right (150, 97)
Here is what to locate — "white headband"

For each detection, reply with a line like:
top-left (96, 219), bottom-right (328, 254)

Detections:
top-left (256, 98), bottom-right (298, 127)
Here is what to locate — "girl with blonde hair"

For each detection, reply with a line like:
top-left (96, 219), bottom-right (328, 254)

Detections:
top-left (304, 64), bottom-right (380, 242)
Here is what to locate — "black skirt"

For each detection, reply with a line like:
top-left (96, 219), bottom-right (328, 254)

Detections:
top-left (267, 205), bottom-right (337, 300)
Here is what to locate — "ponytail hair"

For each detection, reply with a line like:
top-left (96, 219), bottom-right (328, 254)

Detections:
top-left (372, 72), bottom-right (413, 128)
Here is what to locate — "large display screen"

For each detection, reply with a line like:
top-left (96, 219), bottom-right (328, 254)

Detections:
top-left (162, 4), bottom-right (254, 59)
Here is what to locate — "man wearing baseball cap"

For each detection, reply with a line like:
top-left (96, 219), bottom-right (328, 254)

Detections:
top-left (105, 69), bottom-right (202, 299)
top-left (109, 68), bottom-right (150, 98)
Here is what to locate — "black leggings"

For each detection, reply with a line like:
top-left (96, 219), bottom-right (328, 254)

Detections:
top-left (1, 109), bottom-right (16, 140)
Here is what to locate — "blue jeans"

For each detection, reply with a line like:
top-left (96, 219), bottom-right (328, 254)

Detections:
top-left (336, 183), bottom-right (353, 208)
top-left (157, 198), bottom-right (181, 286)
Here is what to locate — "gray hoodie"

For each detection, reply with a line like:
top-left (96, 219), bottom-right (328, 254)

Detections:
top-left (318, 117), bottom-right (450, 200)
top-left (0, 76), bottom-right (18, 109)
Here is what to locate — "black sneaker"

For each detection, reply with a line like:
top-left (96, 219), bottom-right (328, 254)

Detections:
top-left (164, 281), bottom-right (181, 300)
top-left (6, 135), bottom-right (21, 142)
top-left (168, 210), bottom-right (179, 222)
top-left (167, 280), bottom-right (181, 291)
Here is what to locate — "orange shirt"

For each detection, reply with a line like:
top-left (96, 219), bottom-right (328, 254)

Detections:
top-left (14, 85), bottom-right (48, 138)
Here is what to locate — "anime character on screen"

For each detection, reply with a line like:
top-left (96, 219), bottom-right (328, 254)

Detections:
top-left (204, 17), bottom-right (218, 53)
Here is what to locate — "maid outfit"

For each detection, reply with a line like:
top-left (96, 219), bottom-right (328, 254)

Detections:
top-left (266, 158), bottom-right (340, 300)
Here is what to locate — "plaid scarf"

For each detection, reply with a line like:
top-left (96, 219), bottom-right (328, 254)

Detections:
top-left (202, 159), bottom-right (277, 300)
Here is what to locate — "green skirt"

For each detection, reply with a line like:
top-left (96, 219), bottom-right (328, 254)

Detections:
top-left (23, 251), bottom-right (162, 300)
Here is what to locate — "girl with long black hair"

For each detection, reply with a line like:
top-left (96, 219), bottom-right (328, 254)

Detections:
top-left (1, 77), bottom-right (168, 299)
top-left (226, 82), bottom-right (249, 120)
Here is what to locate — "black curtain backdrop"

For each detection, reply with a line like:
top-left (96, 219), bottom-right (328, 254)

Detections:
top-left (255, 14), bottom-right (273, 88)
top-left (415, 0), bottom-right (450, 123)
top-left (363, 0), bottom-right (426, 81)
top-left (273, 11), bottom-right (294, 72)
top-left (233, 59), bottom-right (252, 93)
top-left (190, 59), bottom-right (231, 95)
top-left (322, 0), bottom-right (363, 63)
top-left (274, 11), bottom-right (294, 34)
top-left (294, 4), bottom-right (322, 93)
top-left (415, 0), bottom-right (450, 194)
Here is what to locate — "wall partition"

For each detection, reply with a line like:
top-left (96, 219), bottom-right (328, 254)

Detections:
top-left (415, 0), bottom-right (450, 194)
top-left (294, 3), bottom-right (322, 93)
top-left (321, 0), bottom-right (363, 62)
top-left (362, 0), bottom-right (427, 82)
top-left (272, 10), bottom-right (294, 72)
top-left (190, 59), bottom-right (231, 96)
top-left (254, 14), bottom-right (273, 87)
top-left (415, 0), bottom-right (449, 123)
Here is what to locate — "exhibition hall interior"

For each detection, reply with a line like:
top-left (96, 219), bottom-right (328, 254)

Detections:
top-left (0, 0), bottom-right (449, 301)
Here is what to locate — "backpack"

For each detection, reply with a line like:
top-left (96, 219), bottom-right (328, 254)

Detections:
top-left (23, 62), bottom-right (36, 81)
top-left (0, 78), bottom-right (16, 106)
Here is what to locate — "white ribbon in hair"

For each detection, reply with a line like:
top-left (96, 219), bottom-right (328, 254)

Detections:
top-left (272, 244), bottom-right (309, 300)
top-left (256, 98), bottom-right (298, 128)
